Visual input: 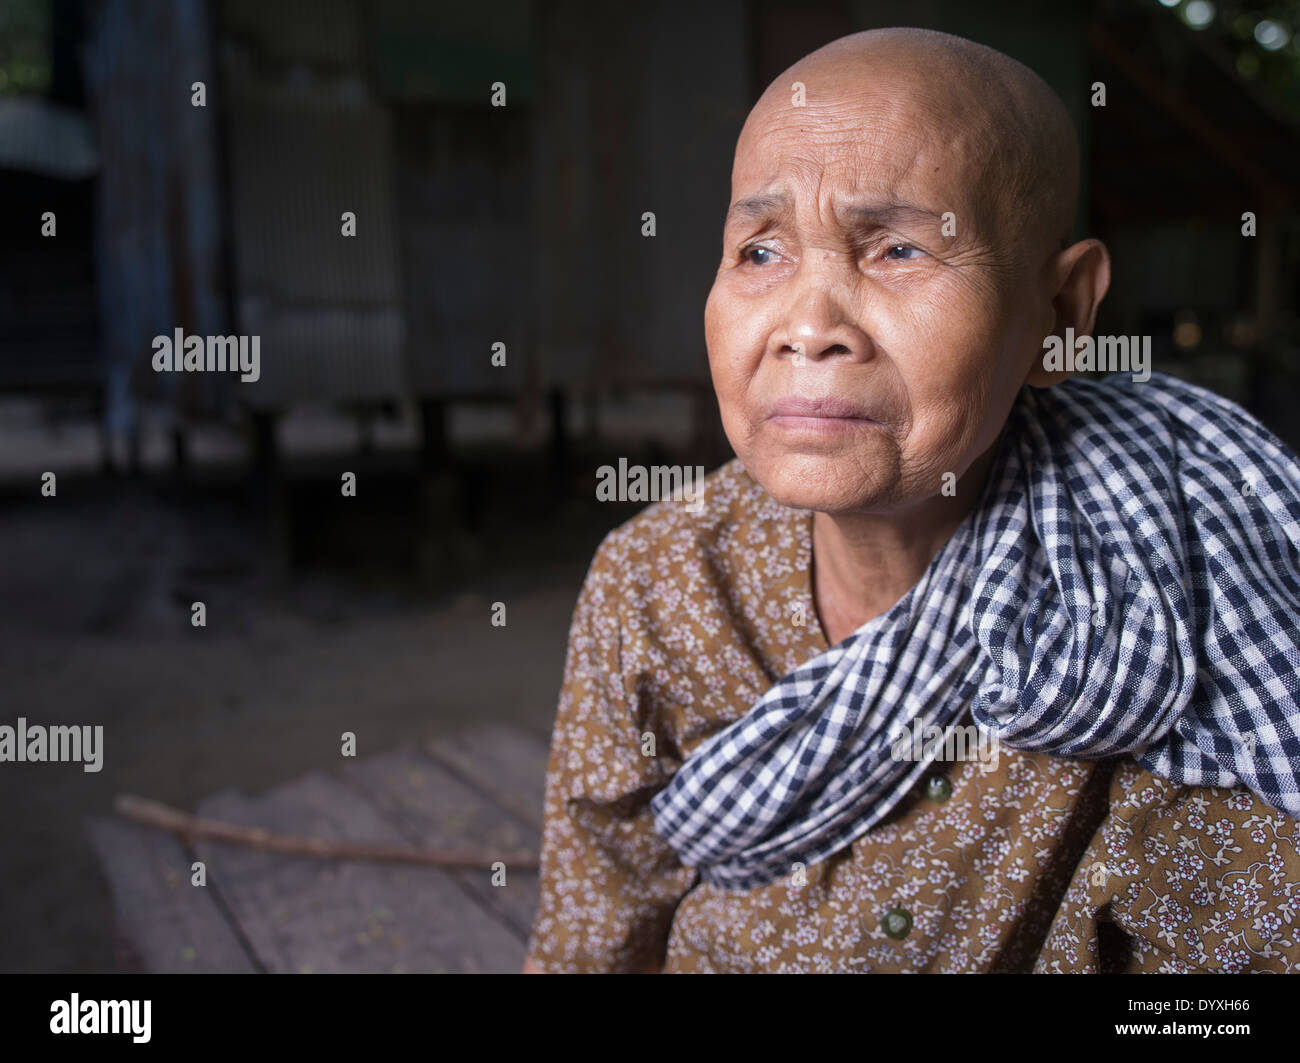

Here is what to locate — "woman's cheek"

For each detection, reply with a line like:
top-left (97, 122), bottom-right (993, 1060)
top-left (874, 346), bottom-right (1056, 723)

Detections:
top-left (715, 320), bottom-right (762, 391)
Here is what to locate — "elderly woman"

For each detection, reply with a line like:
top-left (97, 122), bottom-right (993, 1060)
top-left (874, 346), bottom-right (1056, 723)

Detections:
top-left (523, 28), bottom-right (1300, 974)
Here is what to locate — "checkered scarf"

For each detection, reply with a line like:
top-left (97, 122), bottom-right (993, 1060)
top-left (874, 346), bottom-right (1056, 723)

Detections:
top-left (651, 372), bottom-right (1300, 890)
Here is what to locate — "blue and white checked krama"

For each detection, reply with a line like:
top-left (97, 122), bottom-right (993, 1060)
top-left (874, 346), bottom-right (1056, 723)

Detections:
top-left (650, 373), bottom-right (1300, 890)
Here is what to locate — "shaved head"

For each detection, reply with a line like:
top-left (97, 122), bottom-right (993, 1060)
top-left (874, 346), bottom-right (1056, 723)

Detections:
top-left (741, 27), bottom-right (1080, 259)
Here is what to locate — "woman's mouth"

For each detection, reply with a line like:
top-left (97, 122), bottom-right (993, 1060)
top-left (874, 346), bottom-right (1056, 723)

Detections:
top-left (764, 396), bottom-right (882, 435)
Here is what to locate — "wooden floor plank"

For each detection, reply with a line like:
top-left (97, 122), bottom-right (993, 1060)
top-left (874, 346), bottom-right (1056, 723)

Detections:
top-left (86, 816), bottom-right (258, 973)
top-left (342, 746), bottom-right (539, 940)
top-left (192, 772), bottom-right (523, 973)
top-left (425, 723), bottom-right (551, 830)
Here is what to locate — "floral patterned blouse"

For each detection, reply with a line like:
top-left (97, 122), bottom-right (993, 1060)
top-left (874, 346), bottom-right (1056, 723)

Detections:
top-left (525, 459), bottom-right (1300, 973)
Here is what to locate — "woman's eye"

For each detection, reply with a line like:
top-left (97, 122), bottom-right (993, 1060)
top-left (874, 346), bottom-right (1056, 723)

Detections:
top-left (884, 244), bottom-right (924, 261)
top-left (741, 245), bottom-right (776, 266)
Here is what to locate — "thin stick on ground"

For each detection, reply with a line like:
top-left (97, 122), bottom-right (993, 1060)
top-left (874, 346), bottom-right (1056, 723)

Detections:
top-left (113, 794), bottom-right (539, 869)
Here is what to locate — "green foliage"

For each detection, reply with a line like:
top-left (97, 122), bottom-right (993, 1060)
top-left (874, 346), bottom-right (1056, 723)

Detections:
top-left (1167, 0), bottom-right (1300, 116)
top-left (0, 0), bottom-right (51, 96)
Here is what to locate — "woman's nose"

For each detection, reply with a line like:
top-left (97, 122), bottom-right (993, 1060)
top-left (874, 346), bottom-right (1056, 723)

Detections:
top-left (771, 257), bottom-right (875, 364)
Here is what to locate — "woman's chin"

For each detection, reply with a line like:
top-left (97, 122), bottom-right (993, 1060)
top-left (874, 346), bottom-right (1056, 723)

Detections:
top-left (744, 453), bottom-right (900, 514)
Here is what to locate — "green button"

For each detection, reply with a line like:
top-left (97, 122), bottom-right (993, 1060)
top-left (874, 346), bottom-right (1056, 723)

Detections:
top-left (925, 775), bottom-right (952, 802)
top-left (882, 907), bottom-right (912, 939)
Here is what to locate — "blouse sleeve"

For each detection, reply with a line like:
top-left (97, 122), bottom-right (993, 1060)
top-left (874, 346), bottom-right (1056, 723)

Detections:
top-left (1035, 760), bottom-right (1300, 973)
top-left (526, 532), bottom-right (699, 972)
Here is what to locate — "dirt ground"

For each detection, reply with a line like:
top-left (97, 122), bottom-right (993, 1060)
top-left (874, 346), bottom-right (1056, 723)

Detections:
top-left (0, 446), bottom-right (640, 972)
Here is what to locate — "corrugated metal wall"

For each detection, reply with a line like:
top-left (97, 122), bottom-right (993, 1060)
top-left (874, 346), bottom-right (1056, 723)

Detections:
top-left (392, 107), bottom-right (533, 398)
top-left (219, 0), bottom-right (407, 406)
top-left (365, 0), bottom-right (536, 400)
top-left (215, 0), bottom-right (748, 411)
top-left (531, 0), bottom-right (751, 390)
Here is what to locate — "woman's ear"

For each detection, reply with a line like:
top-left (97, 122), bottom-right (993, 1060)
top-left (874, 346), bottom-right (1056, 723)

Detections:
top-left (1025, 238), bottom-right (1112, 388)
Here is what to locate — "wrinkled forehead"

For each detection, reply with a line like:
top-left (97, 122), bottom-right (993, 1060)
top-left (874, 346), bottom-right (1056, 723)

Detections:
top-left (730, 79), bottom-right (1013, 236)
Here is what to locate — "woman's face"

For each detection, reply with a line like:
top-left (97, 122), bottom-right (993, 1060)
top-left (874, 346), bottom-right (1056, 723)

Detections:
top-left (704, 74), bottom-right (1057, 515)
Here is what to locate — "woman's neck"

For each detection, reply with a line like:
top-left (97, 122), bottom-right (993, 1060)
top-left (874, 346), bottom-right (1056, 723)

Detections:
top-left (811, 442), bottom-right (996, 645)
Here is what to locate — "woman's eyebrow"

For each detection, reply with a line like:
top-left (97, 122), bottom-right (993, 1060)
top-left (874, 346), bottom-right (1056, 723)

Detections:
top-left (835, 203), bottom-right (945, 229)
top-left (724, 193), bottom-right (791, 230)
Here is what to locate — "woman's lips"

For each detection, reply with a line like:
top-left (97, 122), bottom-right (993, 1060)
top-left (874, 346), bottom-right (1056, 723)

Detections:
top-left (765, 396), bottom-right (882, 435)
